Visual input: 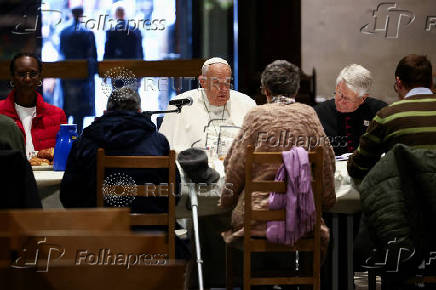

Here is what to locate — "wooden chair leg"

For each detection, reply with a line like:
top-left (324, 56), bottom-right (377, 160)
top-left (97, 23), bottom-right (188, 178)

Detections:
top-left (244, 249), bottom-right (251, 290)
top-left (368, 269), bottom-right (377, 290)
top-left (226, 244), bottom-right (233, 290)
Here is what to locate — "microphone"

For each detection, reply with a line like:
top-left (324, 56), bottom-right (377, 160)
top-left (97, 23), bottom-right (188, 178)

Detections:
top-left (169, 97), bottom-right (193, 107)
top-left (143, 97), bottom-right (193, 116)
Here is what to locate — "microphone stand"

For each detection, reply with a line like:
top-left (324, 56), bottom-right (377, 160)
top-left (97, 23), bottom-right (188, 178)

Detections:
top-left (143, 105), bottom-right (183, 117)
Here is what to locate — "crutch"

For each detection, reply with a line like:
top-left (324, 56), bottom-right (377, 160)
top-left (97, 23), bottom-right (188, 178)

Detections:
top-left (188, 180), bottom-right (204, 290)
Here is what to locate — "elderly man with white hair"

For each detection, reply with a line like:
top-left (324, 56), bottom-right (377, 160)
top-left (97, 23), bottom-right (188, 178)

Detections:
top-left (315, 64), bottom-right (387, 156)
top-left (159, 57), bottom-right (256, 152)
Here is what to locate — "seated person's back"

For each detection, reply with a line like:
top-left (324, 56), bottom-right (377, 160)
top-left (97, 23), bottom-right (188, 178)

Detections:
top-left (60, 87), bottom-right (180, 212)
top-left (0, 114), bottom-right (41, 209)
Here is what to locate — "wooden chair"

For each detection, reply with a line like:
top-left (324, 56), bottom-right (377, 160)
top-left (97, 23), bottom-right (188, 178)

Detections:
top-left (0, 208), bottom-right (131, 261)
top-left (1, 262), bottom-right (186, 290)
top-left (0, 231), bottom-right (185, 290)
top-left (96, 148), bottom-right (176, 259)
top-left (0, 208), bottom-right (130, 233)
top-left (226, 145), bottom-right (323, 289)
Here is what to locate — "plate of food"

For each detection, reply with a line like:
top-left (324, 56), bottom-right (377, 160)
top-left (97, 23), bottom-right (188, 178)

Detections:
top-left (30, 148), bottom-right (54, 170)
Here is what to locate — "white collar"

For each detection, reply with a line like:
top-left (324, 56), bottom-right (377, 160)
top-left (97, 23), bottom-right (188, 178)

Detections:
top-left (404, 87), bottom-right (433, 99)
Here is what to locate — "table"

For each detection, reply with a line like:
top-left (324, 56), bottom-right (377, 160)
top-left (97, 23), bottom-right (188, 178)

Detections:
top-left (33, 170), bottom-right (64, 188)
top-left (175, 159), bottom-right (229, 218)
top-left (328, 159), bottom-right (361, 290)
top-left (330, 160), bottom-right (360, 213)
top-left (31, 162), bottom-right (229, 217)
top-left (33, 170), bottom-right (64, 208)
top-left (32, 159), bottom-right (360, 289)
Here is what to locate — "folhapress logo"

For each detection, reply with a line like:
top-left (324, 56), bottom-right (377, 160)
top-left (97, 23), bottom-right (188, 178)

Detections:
top-left (360, 2), bottom-right (415, 38)
top-left (10, 237), bottom-right (65, 272)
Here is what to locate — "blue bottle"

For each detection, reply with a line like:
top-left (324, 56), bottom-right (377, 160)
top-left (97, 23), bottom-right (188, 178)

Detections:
top-left (53, 124), bottom-right (78, 171)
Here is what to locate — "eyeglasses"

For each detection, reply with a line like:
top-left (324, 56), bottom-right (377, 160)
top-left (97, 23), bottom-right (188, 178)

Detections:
top-left (333, 90), bottom-right (355, 103)
top-left (204, 77), bottom-right (233, 90)
top-left (15, 71), bottom-right (39, 79)
top-left (212, 80), bottom-right (232, 89)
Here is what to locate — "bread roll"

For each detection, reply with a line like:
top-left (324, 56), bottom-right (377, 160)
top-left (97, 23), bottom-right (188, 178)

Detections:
top-left (37, 147), bottom-right (55, 161)
top-left (30, 157), bottom-right (50, 166)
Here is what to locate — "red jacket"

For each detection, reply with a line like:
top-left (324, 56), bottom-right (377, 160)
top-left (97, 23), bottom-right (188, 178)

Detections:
top-left (0, 90), bottom-right (67, 151)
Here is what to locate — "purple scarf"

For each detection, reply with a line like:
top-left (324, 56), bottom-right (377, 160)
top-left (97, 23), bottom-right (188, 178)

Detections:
top-left (266, 147), bottom-right (316, 245)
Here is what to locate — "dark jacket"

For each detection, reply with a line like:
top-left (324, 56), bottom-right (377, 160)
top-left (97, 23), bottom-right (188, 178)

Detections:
top-left (0, 150), bottom-right (41, 209)
top-left (60, 21), bottom-right (97, 60)
top-left (359, 144), bottom-right (436, 264)
top-left (60, 21), bottom-right (97, 118)
top-left (60, 111), bottom-right (180, 213)
top-left (314, 97), bottom-right (387, 155)
top-left (0, 114), bottom-right (25, 155)
top-left (104, 20), bottom-right (143, 59)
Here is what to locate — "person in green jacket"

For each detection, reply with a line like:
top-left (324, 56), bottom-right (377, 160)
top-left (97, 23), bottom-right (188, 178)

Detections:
top-left (348, 54), bottom-right (436, 180)
top-left (0, 114), bottom-right (25, 155)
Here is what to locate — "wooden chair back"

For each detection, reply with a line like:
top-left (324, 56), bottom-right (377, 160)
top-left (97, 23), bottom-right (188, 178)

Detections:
top-left (96, 148), bottom-right (176, 259)
top-left (0, 208), bottom-right (130, 233)
top-left (243, 145), bottom-right (323, 289)
top-left (1, 262), bottom-right (186, 290)
top-left (0, 231), bottom-right (185, 290)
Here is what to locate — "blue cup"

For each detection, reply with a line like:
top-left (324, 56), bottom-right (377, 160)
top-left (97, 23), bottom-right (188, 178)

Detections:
top-left (53, 124), bottom-right (78, 171)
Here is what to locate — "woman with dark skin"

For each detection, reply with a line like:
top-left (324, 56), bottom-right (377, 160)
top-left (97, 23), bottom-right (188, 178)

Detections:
top-left (0, 53), bottom-right (66, 158)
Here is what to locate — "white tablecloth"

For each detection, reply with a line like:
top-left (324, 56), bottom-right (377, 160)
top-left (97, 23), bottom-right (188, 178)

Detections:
top-left (33, 170), bottom-right (65, 209)
top-left (329, 160), bottom-right (361, 214)
top-left (32, 160), bottom-right (361, 214)
top-left (33, 170), bottom-right (64, 187)
top-left (177, 159), bottom-right (361, 217)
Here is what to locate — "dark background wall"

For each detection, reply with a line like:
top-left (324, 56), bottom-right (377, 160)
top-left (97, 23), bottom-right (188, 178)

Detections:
top-left (0, 0), bottom-right (41, 98)
top-left (238, 0), bottom-right (301, 104)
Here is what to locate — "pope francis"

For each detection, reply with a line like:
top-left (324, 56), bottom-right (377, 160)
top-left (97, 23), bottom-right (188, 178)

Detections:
top-left (159, 57), bottom-right (256, 153)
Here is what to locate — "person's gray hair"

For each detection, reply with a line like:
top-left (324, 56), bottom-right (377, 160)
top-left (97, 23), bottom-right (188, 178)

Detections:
top-left (260, 60), bottom-right (300, 97)
top-left (106, 87), bottom-right (141, 111)
top-left (335, 64), bottom-right (373, 97)
top-left (201, 57), bottom-right (231, 75)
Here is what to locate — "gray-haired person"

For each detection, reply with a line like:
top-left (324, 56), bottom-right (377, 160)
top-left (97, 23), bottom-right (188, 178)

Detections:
top-left (220, 60), bottom-right (336, 265)
top-left (61, 86), bottom-right (179, 210)
top-left (159, 57), bottom-right (256, 152)
top-left (315, 64), bottom-right (387, 156)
